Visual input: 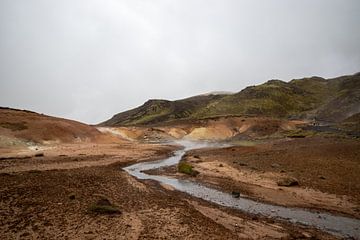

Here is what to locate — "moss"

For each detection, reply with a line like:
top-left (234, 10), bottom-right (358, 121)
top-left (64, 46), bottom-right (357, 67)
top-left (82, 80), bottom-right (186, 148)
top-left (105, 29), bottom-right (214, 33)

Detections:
top-left (285, 130), bottom-right (315, 138)
top-left (178, 162), bottom-right (199, 176)
top-left (231, 140), bottom-right (258, 146)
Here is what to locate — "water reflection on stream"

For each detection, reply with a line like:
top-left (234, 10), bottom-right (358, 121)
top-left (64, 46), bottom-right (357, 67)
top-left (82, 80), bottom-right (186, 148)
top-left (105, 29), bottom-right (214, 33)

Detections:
top-left (124, 141), bottom-right (360, 239)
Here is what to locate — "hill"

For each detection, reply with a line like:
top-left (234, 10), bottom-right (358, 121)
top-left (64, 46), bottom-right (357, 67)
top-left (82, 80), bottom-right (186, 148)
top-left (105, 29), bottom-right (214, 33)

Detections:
top-left (100, 73), bottom-right (360, 126)
top-left (0, 107), bottom-right (108, 147)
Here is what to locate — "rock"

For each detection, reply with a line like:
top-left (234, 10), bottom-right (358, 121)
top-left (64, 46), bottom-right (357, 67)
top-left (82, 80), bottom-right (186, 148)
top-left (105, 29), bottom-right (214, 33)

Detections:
top-left (69, 194), bottom-right (76, 200)
top-left (96, 197), bottom-right (112, 206)
top-left (271, 163), bottom-right (280, 168)
top-left (319, 176), bottom-right (326, 180)
top-left (233, 161), bottom-right (248, 166)
top-left (34, 153), bottom-right (44, 157)
top-left (231, 191), bottom-right (240, 198)
top-left (219, 164), bottom-right (224, 167)
top-left (277, 177), bottom-right (299, 187)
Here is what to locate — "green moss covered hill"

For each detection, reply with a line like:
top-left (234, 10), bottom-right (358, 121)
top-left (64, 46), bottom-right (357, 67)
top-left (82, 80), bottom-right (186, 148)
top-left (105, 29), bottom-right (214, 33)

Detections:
top-left (100, 73), bottom-right (360, 126)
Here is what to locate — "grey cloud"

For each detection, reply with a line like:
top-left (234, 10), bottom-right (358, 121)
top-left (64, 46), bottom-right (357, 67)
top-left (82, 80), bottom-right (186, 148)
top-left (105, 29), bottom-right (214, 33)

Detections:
top-left (1, 0), bottom-right (359, 123)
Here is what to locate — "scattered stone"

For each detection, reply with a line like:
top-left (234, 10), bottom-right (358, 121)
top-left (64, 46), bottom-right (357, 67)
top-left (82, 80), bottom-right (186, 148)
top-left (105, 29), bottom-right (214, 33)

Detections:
top-left (319, 176), bottom-right (326, 180)
top-left (219, 164), bottom-right (223, 167)
top-left (89, 195), bottom-right (121, 214)
top-left (271, 163), bottom-right (280, 168)
top-left (34, 153), bottom-right (44, 157)
top-left (238, 162), bottom-right (248, 166)
top-left (231, 191), bottom-right (240, 198)
top-left (280, 170), bottom-right (286, 173)
top-left (20, 232), bottom-right (30, 237)
top-left (69, 194), bottom-right (76, 200)
top-left (277, 177), bottom-right (299, 187)
top-left (193, 155), bottom-right (200, 159)
top-left (96, 197), bottom-right (112, 206)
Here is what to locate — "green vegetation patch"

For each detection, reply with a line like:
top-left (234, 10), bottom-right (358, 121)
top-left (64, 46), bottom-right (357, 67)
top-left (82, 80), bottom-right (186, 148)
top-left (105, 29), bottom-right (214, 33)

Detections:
top-left (231, 140), bottom-right (258, 146)
top-left (285, 129), bottom-right (315, 138)
top-left (178, 162), bottom-right (199, 176)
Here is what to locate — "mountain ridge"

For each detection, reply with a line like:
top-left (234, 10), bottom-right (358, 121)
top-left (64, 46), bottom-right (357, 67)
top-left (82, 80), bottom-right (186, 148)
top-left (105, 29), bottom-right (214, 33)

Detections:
top-left (100, 73), bottom-right (360, 126)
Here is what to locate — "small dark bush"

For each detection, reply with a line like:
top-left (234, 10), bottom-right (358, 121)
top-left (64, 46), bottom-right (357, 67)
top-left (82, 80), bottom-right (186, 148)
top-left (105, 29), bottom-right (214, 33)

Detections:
top-left (178, 162), bottom-right (199, 176)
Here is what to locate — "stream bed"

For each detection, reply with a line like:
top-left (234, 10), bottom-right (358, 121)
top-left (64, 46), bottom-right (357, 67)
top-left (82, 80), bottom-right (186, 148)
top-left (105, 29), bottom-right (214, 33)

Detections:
top-left (124, 141), bottom-right (360, 239)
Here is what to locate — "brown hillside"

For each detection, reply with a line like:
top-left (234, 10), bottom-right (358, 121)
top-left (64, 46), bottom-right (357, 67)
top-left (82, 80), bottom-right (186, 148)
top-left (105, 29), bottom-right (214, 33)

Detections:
top-left (0, 107), bottom-right (108, 145)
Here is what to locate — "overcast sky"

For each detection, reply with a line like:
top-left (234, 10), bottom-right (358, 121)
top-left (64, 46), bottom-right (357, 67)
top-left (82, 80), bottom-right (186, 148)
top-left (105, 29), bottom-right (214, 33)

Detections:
top-left (0, 0), bottom-right (359, 124)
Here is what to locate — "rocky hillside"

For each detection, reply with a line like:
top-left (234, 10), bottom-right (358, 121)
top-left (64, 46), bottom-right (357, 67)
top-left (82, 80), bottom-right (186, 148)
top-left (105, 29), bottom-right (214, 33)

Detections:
top-left (101, 73), bottom-right (360, 126)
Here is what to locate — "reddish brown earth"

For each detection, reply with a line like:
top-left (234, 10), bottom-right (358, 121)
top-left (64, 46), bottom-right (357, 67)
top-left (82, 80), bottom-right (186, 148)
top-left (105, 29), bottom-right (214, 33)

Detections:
top-left (0, 108), bottom-right (119, 146)
top-left (0, 108), bottom-right (355, 239)
top-left (178, 136), bottom-right (360, 218)
top-left (0, 146), bottom-right (336, 240)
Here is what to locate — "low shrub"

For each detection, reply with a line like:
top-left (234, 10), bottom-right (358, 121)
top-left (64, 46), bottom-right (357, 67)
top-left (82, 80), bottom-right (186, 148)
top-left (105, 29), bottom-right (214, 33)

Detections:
top-left (178, 162), bottom-right (199, 177)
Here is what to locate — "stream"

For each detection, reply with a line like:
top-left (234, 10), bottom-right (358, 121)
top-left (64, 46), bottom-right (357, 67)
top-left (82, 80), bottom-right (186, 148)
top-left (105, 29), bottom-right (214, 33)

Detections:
top-left (123, 141), bottom-right (360, 239)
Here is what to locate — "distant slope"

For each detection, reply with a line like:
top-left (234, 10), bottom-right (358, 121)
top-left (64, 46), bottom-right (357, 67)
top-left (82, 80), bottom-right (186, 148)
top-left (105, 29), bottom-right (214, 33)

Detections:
top-left (101, 94), bottom-right (225, 126)
top-left (100, 73), bottom-right (360, 126)
top-left (0, 107), bottom-right (105, 145)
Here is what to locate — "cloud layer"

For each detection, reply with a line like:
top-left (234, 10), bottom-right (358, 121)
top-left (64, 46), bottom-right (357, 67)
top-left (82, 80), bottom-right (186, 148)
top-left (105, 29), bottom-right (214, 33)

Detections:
top-left (1, 0), bottom-right (359, 123)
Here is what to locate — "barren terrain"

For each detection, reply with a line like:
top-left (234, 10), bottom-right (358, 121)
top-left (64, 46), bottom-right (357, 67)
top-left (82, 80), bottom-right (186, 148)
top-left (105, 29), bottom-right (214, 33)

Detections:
top-left (177, 137), bottom-right (360, 218)
top-left (1, 107), bottom-right (359, 239)
top-left (0, 141), bottom-right (337, 240)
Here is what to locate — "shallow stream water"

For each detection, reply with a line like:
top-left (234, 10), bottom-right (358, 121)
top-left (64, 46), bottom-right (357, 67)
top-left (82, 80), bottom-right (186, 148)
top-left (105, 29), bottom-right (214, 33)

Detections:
top-left (124, 141), bottom-right (360, 239)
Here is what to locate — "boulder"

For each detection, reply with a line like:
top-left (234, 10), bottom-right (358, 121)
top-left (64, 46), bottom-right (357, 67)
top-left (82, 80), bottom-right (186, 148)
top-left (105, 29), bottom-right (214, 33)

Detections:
top-left (277, 177), bottom-right (299, 187)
